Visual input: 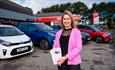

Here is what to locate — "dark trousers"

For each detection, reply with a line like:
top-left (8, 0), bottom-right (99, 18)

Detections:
top-left (58, 63), bottom-right (80, 70)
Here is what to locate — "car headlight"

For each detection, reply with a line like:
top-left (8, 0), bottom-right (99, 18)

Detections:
top-left (103, 34), bottom-right (108, 37)
top-left (0, 39), bottom-right (11, 46)
top-left (28, 39), bottom-right (32, 43)
top-left (107, 33), bottom-right (111, 36)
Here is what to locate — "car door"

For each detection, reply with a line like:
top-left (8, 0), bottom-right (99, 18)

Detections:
top-left (78, 25), bottom-right (96, 39)
top-left (26, 24), bottom-right (42, 43)
top-left (83, 26), bottom-right (97, 39)
top-left (18, 24), bottom-right (41, 43)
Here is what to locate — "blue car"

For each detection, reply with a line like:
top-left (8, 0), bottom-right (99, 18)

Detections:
top-left (16, 22), bottom-right (56, 50)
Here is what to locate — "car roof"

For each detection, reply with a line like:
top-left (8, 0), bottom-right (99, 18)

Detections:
top-left (32, 23), bottom-right (44, 24)
top-left (18, 22), bottom-right (44, 25)
top-left (78, 24), bottom-right (91, 27)
top-left (0, 25), bottom-right (14, 27)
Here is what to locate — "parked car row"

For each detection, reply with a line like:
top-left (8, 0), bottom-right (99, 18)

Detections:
top-left (51, 25), bottom-right (91, 44)
top-left (0, 22), bottom-right (57, 59)
top-left (0, 22), bottom-right (112, 59)
top-left (51, 24), bottom-right (112, 44)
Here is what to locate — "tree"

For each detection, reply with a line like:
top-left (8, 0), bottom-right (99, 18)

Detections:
top-left (25, 7), bottom-right (33, 15)
top-left (97, 2), bottom-right (107, 12)
top-left (72, 2), bottom-right (89, 15)
top-left (59, 4), bottom-right (65, 12)
top-left (90, 3), bottom-right (98, 13)
top-left (37, 11), bottom-right (41, 14)
top-left (39, 2), bottom-right (89, 14)
top-left (106, 2), bottom-right (115, 29)
top-left (106, 2), bottom-right (115, 13)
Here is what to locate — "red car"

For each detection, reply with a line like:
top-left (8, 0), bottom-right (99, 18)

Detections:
top-left (77, 25), bottom-right (112, 43)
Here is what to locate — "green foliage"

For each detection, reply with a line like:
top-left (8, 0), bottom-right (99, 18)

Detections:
top-left (39, 2), bottom-right (115, 15)
top-left (40, 2), bottom-right (89, 15)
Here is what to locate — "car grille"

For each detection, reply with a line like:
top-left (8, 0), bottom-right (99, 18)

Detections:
top-left (11, 46), bottom-right (32, 56)
top-left (10, 40), bottom-right (31, 46)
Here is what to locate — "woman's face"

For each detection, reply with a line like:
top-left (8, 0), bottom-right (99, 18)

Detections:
top-left (63, 14), bottom-right (72, 28)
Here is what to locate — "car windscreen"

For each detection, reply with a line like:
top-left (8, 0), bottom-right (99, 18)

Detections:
top-left (93, 25), bottom-right (104, 31)
top-left (35, 24), bottom-right (54, 31)
top-left (91, 26), bottom-right (102, 32)
top-left (0, 27), bottom-right (24, 36)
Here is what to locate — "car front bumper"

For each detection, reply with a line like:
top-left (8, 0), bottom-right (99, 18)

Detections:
top-left (0, 42), bottom-right (34, 59)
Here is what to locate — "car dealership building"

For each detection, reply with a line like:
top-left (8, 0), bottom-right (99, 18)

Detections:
top-left (0, 0), bottom-right (35, 25)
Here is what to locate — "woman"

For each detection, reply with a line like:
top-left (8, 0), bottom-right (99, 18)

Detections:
top-left (53, 10), bottom-right (82, 70)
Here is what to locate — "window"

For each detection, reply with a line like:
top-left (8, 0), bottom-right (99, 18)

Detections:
top-left (35, 24), bottom-right (53, 31)
top-left (84, 26), bottom-right (95, 31)
top-left (18, 24), bottom-right (28, 30)
top-left (27, 25), bottom-right (38, 31)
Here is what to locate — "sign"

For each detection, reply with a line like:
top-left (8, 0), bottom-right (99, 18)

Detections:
top-left (35, 15), bottom-right (81, 22)
top-left (92, 12), bottom-right (99, 24)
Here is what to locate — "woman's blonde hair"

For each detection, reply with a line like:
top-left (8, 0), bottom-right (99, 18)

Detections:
top-left (60, 10), bottom-right (76, 28)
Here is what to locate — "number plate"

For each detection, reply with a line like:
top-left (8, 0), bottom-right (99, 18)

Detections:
top-left (17, 47), bottom-right (28, 52)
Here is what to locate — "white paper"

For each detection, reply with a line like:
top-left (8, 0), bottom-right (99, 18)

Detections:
top-left (50, 48), bottom-right (62, 65)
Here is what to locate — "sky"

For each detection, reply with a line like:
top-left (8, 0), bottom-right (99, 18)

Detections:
top-left (10, 0), bottom-right (115, 14)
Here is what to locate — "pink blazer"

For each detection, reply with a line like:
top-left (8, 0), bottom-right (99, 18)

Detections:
top-left (53, 28), bottom-right (82, 65)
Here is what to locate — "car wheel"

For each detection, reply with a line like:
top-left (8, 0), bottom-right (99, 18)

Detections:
top-left (95, 36), bottom-right (104, 43)
top-left (82, 38), bottom-right (85, 45)
top-left (39, 39), bottom-right (49, 50)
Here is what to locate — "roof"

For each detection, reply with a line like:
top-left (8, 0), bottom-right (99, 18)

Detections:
top-left (35, 12), bottom-right (63, 17)
top-left (0, 0), bottom-right (33, 15)
top-left (0, 8), bottom-right (35, 21)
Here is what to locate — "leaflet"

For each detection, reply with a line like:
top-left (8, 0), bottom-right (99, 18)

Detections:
top-left (50, 48), bottom-right (62, 65)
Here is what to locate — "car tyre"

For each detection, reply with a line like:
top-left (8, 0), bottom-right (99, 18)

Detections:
top-left (82, 38), bottom-right (85, 45)
top-left (95, 36), bottom-right (104, 43)
top-left (39, 39), bottom-right (49, 50)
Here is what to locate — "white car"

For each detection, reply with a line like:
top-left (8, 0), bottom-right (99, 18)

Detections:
top-left (0, 25), bottom-right (33, 59)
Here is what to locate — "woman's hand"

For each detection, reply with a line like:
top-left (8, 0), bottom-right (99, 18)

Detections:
top-left (57, 56), bottom-right (67, 65)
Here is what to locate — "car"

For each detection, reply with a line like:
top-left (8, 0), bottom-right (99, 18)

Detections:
top-left (51, 25), bottom-right (91, 44)
top-left (16, 22), bottom-right (56, 50)
top-left (77, 25), bottom-right (112, 43)
top-left (0, 25), bottom-right (33, 59)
